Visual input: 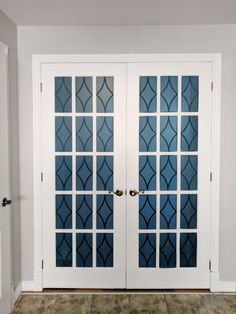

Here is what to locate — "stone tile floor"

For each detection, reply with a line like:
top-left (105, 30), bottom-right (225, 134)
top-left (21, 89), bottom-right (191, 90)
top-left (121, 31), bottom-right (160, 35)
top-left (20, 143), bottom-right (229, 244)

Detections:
top-left (11, 293), bottom-right (236, 314)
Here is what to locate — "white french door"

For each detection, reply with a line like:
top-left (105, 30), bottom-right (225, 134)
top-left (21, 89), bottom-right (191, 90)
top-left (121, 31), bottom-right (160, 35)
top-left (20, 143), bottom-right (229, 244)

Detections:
top-left (41, 61), bottom-right (212, 289)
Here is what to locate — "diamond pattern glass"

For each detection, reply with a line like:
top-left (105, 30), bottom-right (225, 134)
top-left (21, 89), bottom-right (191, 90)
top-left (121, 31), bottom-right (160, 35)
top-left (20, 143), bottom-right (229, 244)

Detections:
top-left (160, 76), bottom-right (178, 112)
top-left (181, 116), bottom-right (198, 151)
top-left (76, 195), bottom-right (93, 229)
top-left (181, 156), bottom-right (198, 190)
top-left (56, 156), bottom-right (72, 191)
top-left (180, 233), bottom-right (197, 267)
top-left (97, 77), bottom-right (114, 113)
top-left (97, 195), bottom-right (113, 229)
top-left (97, 156), bottom-right (113, 191)
top-left (139, 233), bottom-right (156, 268)
top-left (76, 233), bottom-right (93, 267)
top-left (160, 233), bottom-right (176, 268)
top-left (55, 117), bottom-right (72, 152)
top-left (76, 77), bottom-right (93, 113)
top-left (56, 195), bottom-right (72, 229)
top-left (181, 194), bottom-right (197, 229)
top-left (96, 233), bottom-right (113, 267)
top-left (160, 156), bottom-right (177, 191)
top-left (97, 117), bottom-right (113, 152)
top-left (139, 76), bottom-right (157, 112)
top-left (55, 77), bottom-right (72, 113)
top-left (139, 116), bottom-right (156, 152)
top-left (76, 156), bottom-right (93, 191)
top-left (76, 117), bottom-right (93, 152)
top-left (139, 195), bottom-right (156, 229)
top-left (139, 156), bottom-right (156, 191)
top-left (182, 76), bottom-right (199, 112)
top-left (160, 195), bottom-right (177, 229)
top-left (56, 233), bottom-right (72, 267)
top-left (160, 116), bottom-right (177, 152)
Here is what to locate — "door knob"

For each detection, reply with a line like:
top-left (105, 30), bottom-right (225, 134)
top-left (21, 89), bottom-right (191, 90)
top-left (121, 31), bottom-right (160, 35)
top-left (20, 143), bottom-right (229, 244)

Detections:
top-left (109, 189), bottom-right (124, 197)
top-left (129, 189), bottom-right (144, 197)
top-left (2, 197), bottom-right (12, 207)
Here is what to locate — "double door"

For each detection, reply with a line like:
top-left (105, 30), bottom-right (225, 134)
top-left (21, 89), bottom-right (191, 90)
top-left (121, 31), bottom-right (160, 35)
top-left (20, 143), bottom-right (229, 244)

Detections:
top-left (42, 62), bottom-right (212, 288)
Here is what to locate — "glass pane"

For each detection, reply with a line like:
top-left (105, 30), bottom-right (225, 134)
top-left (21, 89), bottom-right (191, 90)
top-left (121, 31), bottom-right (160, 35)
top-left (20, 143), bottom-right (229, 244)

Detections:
top-left (97, 77), bottom-right (113, 113)
top-left (139, 233), bottom-right (156, 268)
top-left (97, 156), bottom-right (113, 191)
top-left (96, 233), bottom-right (113, 267)
top-left (76, 117), bottom-right (93, 152)
top-left (181, 116), bottom-right (198, 151)
top-left (160, 76), bottom-right (178, 112)
top-left (56, 233), bottom-right (72, 267)
top-left (76, 233), bottom-right (93, 267)
top-left (160, 156), bottom-right (177, 191)
top-left (97, 195), bottom-right (113, 229)
top-left (181, 156), bottom-right (198, 190)
top-left (76, 77), bottom-right (93, 113)
top-left (76, 156), bottom-right (93, 191)
top-left (182, 76), bottom-right (199, 112)
top-left (160, 116), bottom-right (177, 152)
top-left (159, 233), bottom-right (176, 268)
top-left (139, 156), bottom-right (156, 191)
top-left (56, 195), bottom-right (72, 229)
top-left (139, 195), bottom-right (156, 230)
top-left (139, 76), bottom-right (157, 112)
top-left (181, 194), bottom-right (197, 229)
top-left (76, 195), bottom-right (93, 229)
top-left (55, 77), bottom-right (72, 113)
top-left (160, 195), bottom-right (177, 229)
top-left (56, 156), bottom-right (72, 191)
top-left (180, 233), bottom-right (197, 267)
top-left (139, 116), bottom-right (156, 152)
top-left (55, 117), bottom-right (72, 152)
top-left (97, 117), bottom-right (113, 152)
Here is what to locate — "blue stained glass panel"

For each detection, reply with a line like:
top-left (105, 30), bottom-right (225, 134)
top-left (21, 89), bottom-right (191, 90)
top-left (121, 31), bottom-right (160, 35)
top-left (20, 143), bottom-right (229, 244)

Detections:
top-left (97, 195), bottom-right (113, 229)
top-left (56, 156), bottom-right (72, 191)
top-left (160, 195), bottom-right (177, 229)
top-left (181, 156), bottom-right (198, 190)
top-left (97, 77), bottom-right (113, 113)
top-left (76, 77), bottom-right (93, 113)
top-left (139, 156), bottom-right (156, 191)
top-left (76, 233), bottom-right (92, 267)
top-left (97, 117), bottom-right (113, 152)
top-left (181, 116), bottom-right (198, 151)
top-left (96, 233), bottom-right (113, 267)
top-left (180, 233), bottom-right (197, 267)
top-left (76, 117), bottom-right (93, 152)
top-left (181, 194), bottom-right (197, 229)
top-left (56, 233), bottom-right (72, 267)
top-left (139, 116), bottom-right (156, 152)
top-left (76, 156), bottom-right (93, 191)
top-left (160, 233), bottom-right (176, 268)
top-left (55, 77), bottom-right (72, 113)
top-left (76, 195), bottom-right (92, 229)
top-left (160, 156), bottom-right (177, 191)
top-left (182, 76), bottom-right (199, 112)
top-left (56, 195), bottom-right (72, 229)
top-left (97, 156), bottom-right (113, 191)
top-left (160, 76), bottom-right (178, 112)
top-left (160, 116), bottom-right (177, 152)
top-left (139, 195), bottom-right (156, 229)
top-left (139, 233), bottom-right (156, 268)
top-left (139, 76), bottom-right (157, 112)
top-left (55, 117), bottom-right (72, 152)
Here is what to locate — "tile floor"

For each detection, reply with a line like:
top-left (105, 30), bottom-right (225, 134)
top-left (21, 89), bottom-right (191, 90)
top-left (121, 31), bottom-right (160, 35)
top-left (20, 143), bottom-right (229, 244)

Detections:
top-left (11, 293), bottom-right (236, 314)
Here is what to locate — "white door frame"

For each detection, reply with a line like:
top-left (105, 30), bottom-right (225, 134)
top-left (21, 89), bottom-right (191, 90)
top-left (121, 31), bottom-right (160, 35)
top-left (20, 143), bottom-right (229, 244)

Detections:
top-left (32, 53), bottom-right (221, 292)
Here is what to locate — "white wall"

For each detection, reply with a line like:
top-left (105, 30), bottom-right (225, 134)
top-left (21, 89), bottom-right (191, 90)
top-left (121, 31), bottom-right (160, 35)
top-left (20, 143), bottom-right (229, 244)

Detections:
top-left (18, 25), bottom-right (236, 282)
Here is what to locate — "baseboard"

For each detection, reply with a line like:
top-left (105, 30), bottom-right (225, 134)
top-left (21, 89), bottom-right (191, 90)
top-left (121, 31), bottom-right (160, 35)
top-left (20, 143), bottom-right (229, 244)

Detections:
top-left (12, 282), bottom-right (22, 304)
top-left (218, 281), bottom-right (236, 292)
top-left (22, 281), bottom-right (34, 292)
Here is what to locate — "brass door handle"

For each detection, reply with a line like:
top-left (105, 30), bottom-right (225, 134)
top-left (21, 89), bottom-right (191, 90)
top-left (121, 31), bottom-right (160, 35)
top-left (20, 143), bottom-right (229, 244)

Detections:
top-left (129, 189), bottom-right (144, 197)
top-left (109, 189), bottom-right (124, 197)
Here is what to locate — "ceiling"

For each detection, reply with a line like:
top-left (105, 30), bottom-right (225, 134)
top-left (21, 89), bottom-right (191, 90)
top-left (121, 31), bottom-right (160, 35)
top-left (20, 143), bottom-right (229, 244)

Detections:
top-left (0, 0), bottom-right (236, 26)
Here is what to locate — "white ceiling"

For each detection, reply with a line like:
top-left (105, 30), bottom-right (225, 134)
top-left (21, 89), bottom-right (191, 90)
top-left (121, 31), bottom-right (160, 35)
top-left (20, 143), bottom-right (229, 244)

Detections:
top-left (0, 0), bottom-right (236, 26)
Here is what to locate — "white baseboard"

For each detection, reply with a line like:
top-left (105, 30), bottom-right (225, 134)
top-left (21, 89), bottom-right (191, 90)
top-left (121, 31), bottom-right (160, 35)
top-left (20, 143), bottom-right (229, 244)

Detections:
top-left (218, 281), bottom-right (236, 292)
top-left (22, 281), bottom-right (34, 291)
top-left (12, 282), bottom-right (22, 304)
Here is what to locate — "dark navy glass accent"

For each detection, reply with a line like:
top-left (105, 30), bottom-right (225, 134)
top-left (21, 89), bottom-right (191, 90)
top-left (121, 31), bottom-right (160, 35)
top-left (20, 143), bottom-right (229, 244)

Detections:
top-left (56, 156), bottom-right (72, 191)
top-left (76, 233), bottom-right (93, 267)
top-left (139, 233), bottom-right (156, 268)
top-left (96, 233), bottom-right (113, 267)
top-left (56, 233), bottom-right (72, 267)
top-left (180, 233), bottom-right (197, 267)
top-left (139, 195), bottom-right (156, 230)
top-left (76, 117), bottom-right (93, 152)
top-left (139, 116), bottom-right (156, 152)
top-left (76, 195), bottom-right (93, 229)
top-left (76, 77), bottom-right (93, 113)
top-left (55, 77), bottom-right (72, 113)
top-left (160, 156), bottom-right (177, 191)
top-left (55, 117), bottom-right (72, 152)
top-left (97, 156), bottom-right (113, 191)
top-left (181, 156), bottom-right (198, 190)
top-left (97, 77), bottom-right (114, 113)
top-left (181, 116), bottom-right (198, 151)
top-left (160, 116), bottom-right (177, 152)
top-left (182, 76), bottom-right (199, 112)
top-left (97, 117), bottom-right (113, 152)
top-left (56, 195), bottom-right (72, 229)
top-left (159, 233), bottom-right (176, 268)
top-left (97, 195), bottom-right (113, 229)
top-left (181, 194), bottom-right (197, 229)
top-left (139, 76), bottom-right (157, 112)
top-left (160, 76), bottom-right (178, 112)
top-left (76, 156), bottom-right (93, 191)
top-left (160, 195), bottom-right (177, 229)
top-left (139, 156), bottom-right (156, 191)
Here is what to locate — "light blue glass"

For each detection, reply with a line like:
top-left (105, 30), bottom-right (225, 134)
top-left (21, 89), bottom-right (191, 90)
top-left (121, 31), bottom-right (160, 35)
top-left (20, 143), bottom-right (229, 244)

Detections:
top-left (160, 76), bottom-right (178, 112)
top-left (181, 194), bottom-right (197, 229)
top-left (97, 77), bottom-right (113, 113)
top-left (139, 116), bottom-right (156, 152)
top-left (159, 233), bottom-right (176, 268)
top-left (76, 77), bottom-right (93, 113)
top-left (76, 117), bottom-right (93, 152)
top-left (160, 195), bottom-right (177, 229)
top-left (76, 195), bottom-right (93, 229)
top-left (96, 233), bottom-right (113, 267)
top-left (56, 195), bottom-right (72, 229)
top-left (97, 117), bottom-right (113, 152)
top-left (182, 76), bottom-right (199, 112)
top-left (56, 233), bottom-right (72, 267)
top-left (180, 233), bottom-right (197, 267)
top-left (139, 156), bottom-right (156, 191)
top-left (139, 233), bottom-right (156, 268)
top-left (160, 116), bottom-right (177, 152)
top-left (55, 77), bottom-right (72, 113)
top-left (76, 156), bottom-right (93, 191)
top-left (139, 195), bottom-right (156, 230)
top-left (160, 156), bottom-right (177, 191)
top-left (181, 116), bottom-right (198, 151)
top-left (76, 233), bottom-right (92, 267)
top-left (181, 156), bottom-right (198, 190)
top-left (97, 156), bottom-right (113, 191)
top-left (97, 195), bottom-right (113, 229)
top-left (56, 156), bottom-right (72, 191)
top-left (139, 76), bottom-right (157, 112)
top-left (55, 117), bottom-right (72, 152)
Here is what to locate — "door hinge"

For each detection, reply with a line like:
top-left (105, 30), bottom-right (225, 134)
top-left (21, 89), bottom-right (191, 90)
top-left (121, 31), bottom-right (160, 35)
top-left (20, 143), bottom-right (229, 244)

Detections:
top-left (210, 172), bottom-right (213, 182)
top-left (40, 82), bottom-right (42, 92)
top-left (42, 260), bottom-right (44, 269)
top-left (41, 172), bottom-right (43, 182)
top-left (211, 82), bottom-right (214, 92)
top-left (209, 260), bottom-right (211, 271)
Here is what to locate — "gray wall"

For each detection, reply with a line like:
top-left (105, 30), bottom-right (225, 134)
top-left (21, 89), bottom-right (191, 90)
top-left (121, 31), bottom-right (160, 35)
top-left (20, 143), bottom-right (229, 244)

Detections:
top-left (18, 25), bottom-right (236, 282)
top-left (0, 10), bottom-right (21, 288)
